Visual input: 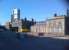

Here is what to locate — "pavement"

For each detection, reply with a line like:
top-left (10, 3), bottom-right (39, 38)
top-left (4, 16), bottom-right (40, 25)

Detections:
top-left (52, 36), bottom-right (69, 39)
top-left (27, 32), bottom-right (69, 39)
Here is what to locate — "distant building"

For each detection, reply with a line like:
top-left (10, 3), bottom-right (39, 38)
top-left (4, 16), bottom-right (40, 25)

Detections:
top-left (11, 8), bottom-right (20, 27)
top-left (5, 22), bottom-right (11, 30)
top-left (18, 18), bottom-right (36, 32)
top-left (5, 8), bottom-right (36, 32)
top-left (0, 25), bottom-right (8, 31)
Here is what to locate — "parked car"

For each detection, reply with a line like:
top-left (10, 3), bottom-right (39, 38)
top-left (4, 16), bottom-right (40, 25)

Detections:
top-left (38, 32), bottom-right (44, 37)
top-left (23, 34), bottom-right (35, 38)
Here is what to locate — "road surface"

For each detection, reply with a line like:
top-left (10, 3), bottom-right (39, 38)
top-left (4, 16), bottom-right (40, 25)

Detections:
top-left (18, 34), bottom-right (69, 50)
top-left (0, 32), bottom-right (69, 50)
top-left (0, 31), bottom-right (21, 50)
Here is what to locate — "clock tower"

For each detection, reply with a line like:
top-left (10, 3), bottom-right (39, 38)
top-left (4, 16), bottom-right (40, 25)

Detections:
top-left (11, 8), bottom-right (20, 27)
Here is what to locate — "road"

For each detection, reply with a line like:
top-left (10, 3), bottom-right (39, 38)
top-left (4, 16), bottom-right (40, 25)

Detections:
top-left (0, 32), bottom-right (69, 50)
top-left (18, 35), bottom-right (69, 50)
top-left (0, 31), bottom-right (21, 50)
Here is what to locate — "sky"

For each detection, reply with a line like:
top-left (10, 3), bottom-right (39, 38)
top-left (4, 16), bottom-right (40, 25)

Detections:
top-left (0, 0), bottom-right (66, 25)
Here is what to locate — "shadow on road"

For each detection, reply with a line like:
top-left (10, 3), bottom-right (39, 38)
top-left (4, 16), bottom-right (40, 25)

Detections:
top-left (18, 34), bottom-right (69, 50)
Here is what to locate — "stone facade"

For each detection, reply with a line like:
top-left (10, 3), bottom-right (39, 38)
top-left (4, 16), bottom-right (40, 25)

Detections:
top-left (31, 16), bottom-right (66, 36)
top-left (46, 16), bottom-right (65, 36)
